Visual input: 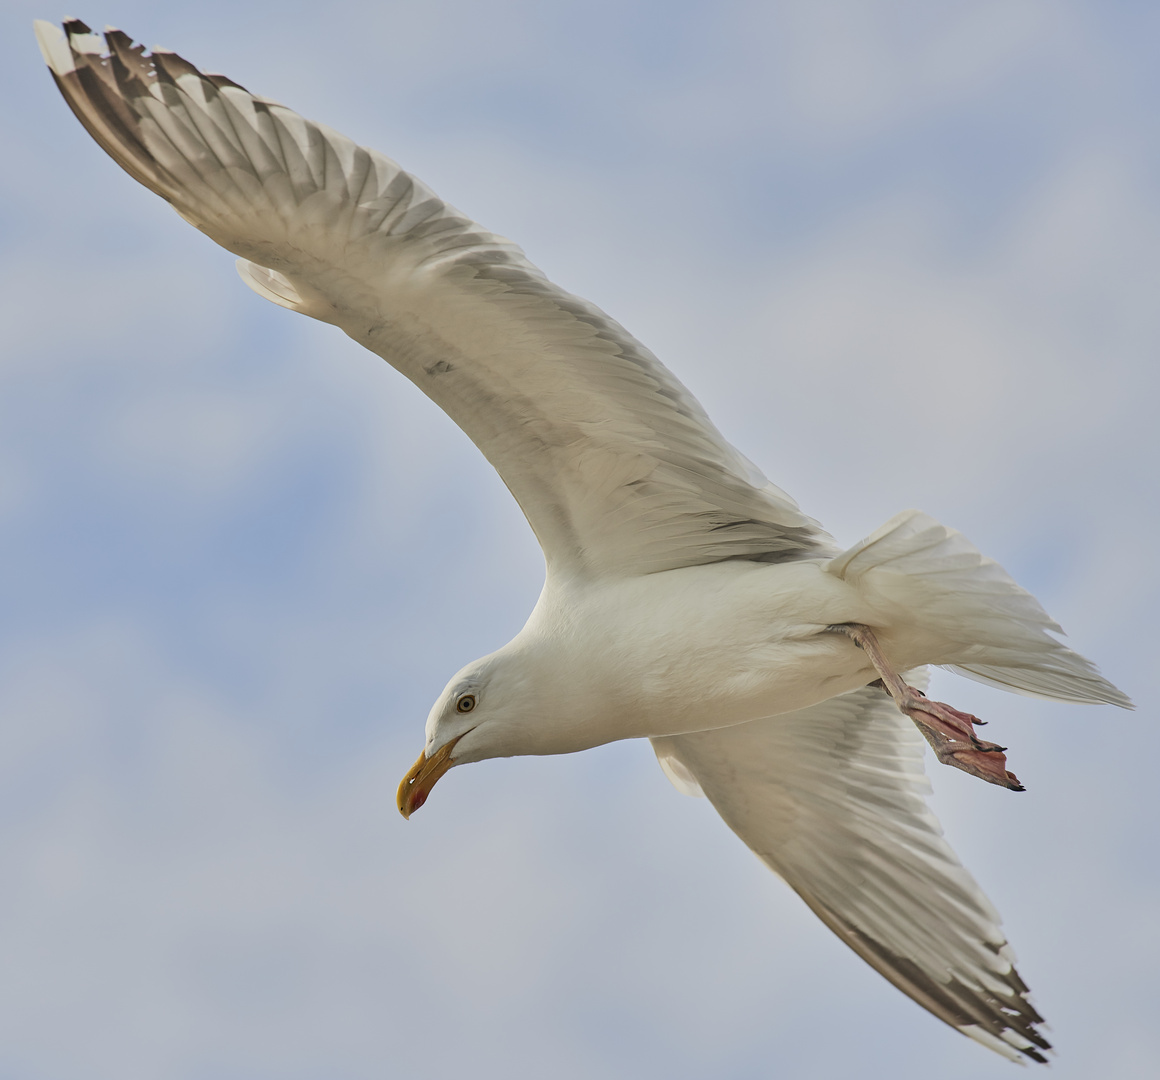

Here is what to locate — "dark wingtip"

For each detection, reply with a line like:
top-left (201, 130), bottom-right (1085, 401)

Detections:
top-left (152, 48), bottom-right (204, 81)
top-left (205, 71), bottom-right (251, 93)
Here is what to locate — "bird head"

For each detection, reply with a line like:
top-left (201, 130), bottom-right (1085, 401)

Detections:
top-left (396, 655), bottom-right (520, 818)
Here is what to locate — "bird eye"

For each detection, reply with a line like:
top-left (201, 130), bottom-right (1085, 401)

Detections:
top-left (456, 694), bottom-right (477, 713)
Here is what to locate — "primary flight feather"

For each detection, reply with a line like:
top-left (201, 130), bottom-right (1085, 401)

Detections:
top-left (35, 17), bottom-right (1131, 1065)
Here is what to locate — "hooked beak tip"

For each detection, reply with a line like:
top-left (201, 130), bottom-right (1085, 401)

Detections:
top-left (396, 736), bottom-right (461, 819)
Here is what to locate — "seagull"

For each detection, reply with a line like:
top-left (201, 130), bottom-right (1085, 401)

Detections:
top-left (35, 17), bottom-right (1131, 1065)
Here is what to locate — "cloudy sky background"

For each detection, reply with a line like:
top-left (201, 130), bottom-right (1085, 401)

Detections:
top-left (1, 1), bottom-right (1157, 1077)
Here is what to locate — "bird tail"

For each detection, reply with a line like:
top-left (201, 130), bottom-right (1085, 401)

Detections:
top-left (825, 510), bottom-right (1132, 708)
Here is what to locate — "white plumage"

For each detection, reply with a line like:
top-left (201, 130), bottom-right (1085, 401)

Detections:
top-left (35, 18), bottom-right (1131, 1065)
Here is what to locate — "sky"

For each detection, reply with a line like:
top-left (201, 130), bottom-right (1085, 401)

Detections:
top-left (1, 1), bottom-right (1157, 1077)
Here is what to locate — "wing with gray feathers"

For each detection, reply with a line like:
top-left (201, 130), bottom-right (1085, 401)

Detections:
top-left (35, 18), bottom-right (833, 578)
top-left (651, 682), bottom-right (1052, 1064)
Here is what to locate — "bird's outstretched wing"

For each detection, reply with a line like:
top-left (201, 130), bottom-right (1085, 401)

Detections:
top-left (35, 18), bottom-right (834, 578)
top-left (652, 682), bottom-right (1052, 1064)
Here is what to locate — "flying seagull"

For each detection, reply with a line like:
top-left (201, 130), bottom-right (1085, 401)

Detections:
top-left (34, 18), bottom-right (1131, 1065)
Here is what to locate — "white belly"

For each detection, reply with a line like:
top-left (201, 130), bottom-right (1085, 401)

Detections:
top-left (524, 559), bottom-right (881, 749)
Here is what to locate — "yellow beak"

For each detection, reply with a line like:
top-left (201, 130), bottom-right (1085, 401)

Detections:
top-left (397, 735), bottom-right (462, 819)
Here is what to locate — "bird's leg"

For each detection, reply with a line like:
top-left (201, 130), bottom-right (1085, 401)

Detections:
top-left (827, 623), bottom-right (1024, 792)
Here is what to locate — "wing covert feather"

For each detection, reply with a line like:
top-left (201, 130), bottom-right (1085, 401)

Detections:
top-left (36, 19), bottom-right (834, 577)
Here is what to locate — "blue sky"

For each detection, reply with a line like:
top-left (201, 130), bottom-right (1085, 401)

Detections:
top-left (1, 2), bottom-right (1157, 1077)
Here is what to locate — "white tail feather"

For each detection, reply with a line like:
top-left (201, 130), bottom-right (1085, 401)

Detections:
top-left (827, 510), bottom-right (1132, 708)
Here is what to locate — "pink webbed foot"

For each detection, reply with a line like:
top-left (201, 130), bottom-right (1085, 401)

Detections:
top-left (829, 623), bottom-right (1025, 792)
top-left (899, 686), bottom-right (1024, 792)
